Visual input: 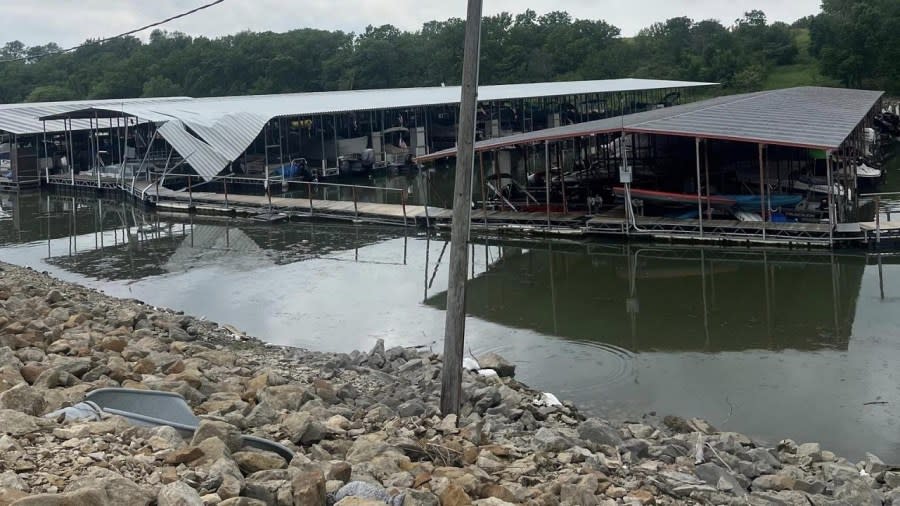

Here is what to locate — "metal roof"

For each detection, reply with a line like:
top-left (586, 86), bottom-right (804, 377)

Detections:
top-left (38, 78), bottom-right (714, 181)
top-left (0, 97), bottom-right (192, 135)
top-left (418, 87), bottom-right (884, 161)
top-left (157, 121), bottom-right (230, 181)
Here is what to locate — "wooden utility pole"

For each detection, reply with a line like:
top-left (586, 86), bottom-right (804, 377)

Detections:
top-left (441, 0), bottom-right (483, 417)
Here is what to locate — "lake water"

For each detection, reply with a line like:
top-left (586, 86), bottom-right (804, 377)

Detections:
top-left (1, 190), bottom-right (899, 463)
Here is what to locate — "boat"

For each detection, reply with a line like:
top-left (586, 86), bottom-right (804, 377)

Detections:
top-left (0, 143), bottom-right (10, 179)
top-left (857, 163), bottom-right (881, 179)
top-left (304, 134), bottom-right (369, 161)
top-left (733, 210), bottom-right (763, 222)
top-left (270, 158), bottom-right (315, 180)
top-left (729, 194), bottom-right (803, 210)
top-left (792, 176), bottom-right (846, 197)
top-left (613, 187), bottom-right (736, 207)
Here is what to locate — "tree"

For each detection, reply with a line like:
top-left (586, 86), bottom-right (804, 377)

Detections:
top-left (25, 85), bottom-right (76, 102)
top-left (0, 6), bottom-right (893, 104)
top-left (142, 76), bottom-right (182, 97)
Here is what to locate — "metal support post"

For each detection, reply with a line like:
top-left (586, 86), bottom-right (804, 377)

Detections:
top-left (876, 195), bottom-right (881, 245)
top-left (826, 152), bottom-right (835, 246)
top-left (402, 189), bottom-right (408, 227)
top-left (759, 144), bottom-right (766, 241)
top-left (696, 138), bottom-right (703, 238)
top-left (545, 141), bottom-right (551, 228)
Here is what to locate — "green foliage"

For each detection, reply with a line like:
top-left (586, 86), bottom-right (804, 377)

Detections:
top-left (25, 85), bottom-right (76, 102)
top-left (811, 0), bottom-right (900, 93)
top-left (0, 6), bottom-right (893, 104)
top-left (142, 76), bottom-right (182, 97)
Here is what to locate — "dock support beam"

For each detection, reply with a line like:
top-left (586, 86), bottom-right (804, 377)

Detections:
top-left (759, 143), bottom-right (766, 241)
top-left (695, 137), bottom-right (703, 238)
top-left (827, 151), bottom-right (834, 246)
top-left (441, 0), bottom-right (482, 418)
top-left (545, 141), bottom-right (551, 229)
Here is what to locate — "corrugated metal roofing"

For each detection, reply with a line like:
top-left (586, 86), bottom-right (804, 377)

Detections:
top-left (627, 86), bottom-right (882, 148)
top-left (0, 97), bottom-right (191, 135)
top-left (157, 121), bottom-right (230, 181)
top-left (418, 87), bottom-right (883, 161)
top-left (39, 78), bottom-right (713, 180)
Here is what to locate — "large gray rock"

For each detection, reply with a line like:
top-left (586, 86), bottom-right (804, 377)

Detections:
top-left (64, 468), bottom-right (154, 505)
top-left (577, 418), bottom-right (623, 448)
top-left (209, 456), bottom-right (244, 499)
top-left (243, 473), bottom-right (293, 506)
top-left (258, 385), bottom-right (314, 412)
top-left (157, 481), bottom-right (203, 506)
top-left (833, 479), bottom-right (883, 505)
top-left (218, 498), bottom-right (267, 506)
top-left (190, 420), bottom-right (243, 452)
top-left (332, 481), bottom-right (405, 506)
top-left (148, 425), bottom-right (186, 452)
top-left (246, 401), bottom-right (279, 427)
top-left (0, 409), bottom-right (52, 436)
top-left (533, 427), bottom-right (573, 452)
top-left (694, 463), bottom-right (748, 496)
top-left (11, 488), bottom-right (108, 505)
top-left (291, 470), bottom-right (326, 506)
top-left (0, 384), bottom-right (46, 416)
top-left (401, 489), bottom-right (440, 506)
top-left (885, 471), bottom-right (900, 489)
top-left (397, 399), bottom-right (426, 418)
top-left (475, 353), bottom-right (516, 377)
top-left (345, 437), bottom-right (405, 464)
top-left (233, 450), bottom-right (287, 474)
top-left (0, 471), bottom-right (27, 491)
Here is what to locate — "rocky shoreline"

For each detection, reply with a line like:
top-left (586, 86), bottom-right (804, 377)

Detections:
top-left (0, 261), bottom-right (897, 505)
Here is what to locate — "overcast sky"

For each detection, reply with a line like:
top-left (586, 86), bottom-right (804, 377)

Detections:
top-left (4, 0), bottom-right (822, 48)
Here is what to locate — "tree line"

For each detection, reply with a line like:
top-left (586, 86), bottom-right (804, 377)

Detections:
top-left (0, 0), bottom-right (896, 105)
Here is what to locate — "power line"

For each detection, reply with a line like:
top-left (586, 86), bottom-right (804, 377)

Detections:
top-left (0, 0), bottom-right (226, 63)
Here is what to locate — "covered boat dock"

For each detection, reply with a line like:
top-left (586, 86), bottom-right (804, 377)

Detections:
top-left (0, 97), bottom-right (191, 190)
top-left (419, 86), bottom-right (889, 248)
top-left (36, 78), bottom-right (714, 189)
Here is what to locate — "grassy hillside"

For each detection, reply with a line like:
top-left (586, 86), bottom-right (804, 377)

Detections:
top-left (763, 28), bottom-right (839, 89)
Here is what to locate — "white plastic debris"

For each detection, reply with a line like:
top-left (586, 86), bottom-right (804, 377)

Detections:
top-left (462, 357), bottom-right (480, 371)
top-left (44, 401), bottom-right (102, 422)
top-left (694, 434), bottom-right (705, 464)
top-left (477, 369), bottom-right (498, 378)
top-left (533, 392), bottom-right (562, 407)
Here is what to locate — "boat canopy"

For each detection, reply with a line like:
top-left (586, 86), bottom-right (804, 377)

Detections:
top-left (36, 79), bottom-right (716, 182)
top-left (418, 87), bottom-right (885, 162)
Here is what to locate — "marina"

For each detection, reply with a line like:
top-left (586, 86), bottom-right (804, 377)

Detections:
top-left (1, 83), bottom-right (894, 249)
top-left (1, 189), bottom-right (898, 462)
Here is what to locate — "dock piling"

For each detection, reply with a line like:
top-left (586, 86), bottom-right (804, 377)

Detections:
top-left (441, 0), bottom-right (482, 418)
top-left (402, 189), bottom-right (408, 227)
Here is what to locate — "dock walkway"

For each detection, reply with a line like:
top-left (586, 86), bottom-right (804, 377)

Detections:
top-left (40, 178), bottom-right (895, 248)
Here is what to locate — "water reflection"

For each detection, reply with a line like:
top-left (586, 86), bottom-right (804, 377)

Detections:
top-left (1, 191), bottom-right (898, 462)
top-left (425, 239), bottom-right (863, 352)
top-left (1, 193), bottom-right (408, 281)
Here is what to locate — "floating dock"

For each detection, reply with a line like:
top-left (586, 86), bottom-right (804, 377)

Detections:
top-left (41, 176), bottom-right (900, 249)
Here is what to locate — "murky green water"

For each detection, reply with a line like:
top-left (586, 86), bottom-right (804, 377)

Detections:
top-left (1, 190), bottom-right (899, 462)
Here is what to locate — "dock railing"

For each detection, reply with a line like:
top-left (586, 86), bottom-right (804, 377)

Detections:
top-left (146, 173), bottom-right (413, 225)
top-left (860, 191), bottom-right (900, 245)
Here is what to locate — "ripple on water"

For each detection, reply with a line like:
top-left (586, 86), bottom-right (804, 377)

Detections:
top-left (476, 339), bottom-right (637, 395)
